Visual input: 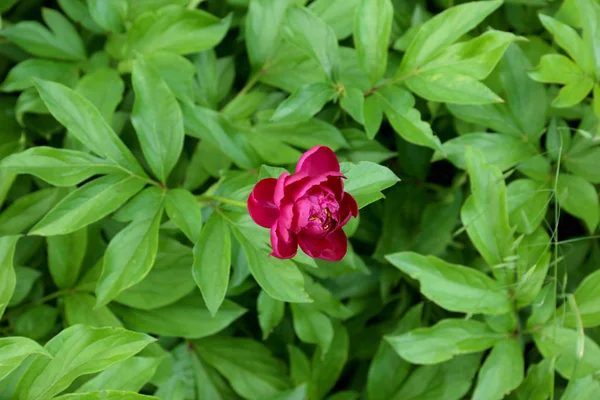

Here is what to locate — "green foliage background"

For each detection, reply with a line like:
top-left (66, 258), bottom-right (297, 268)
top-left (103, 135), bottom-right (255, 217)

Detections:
top-left (1, 0), bottom-right (600, 399)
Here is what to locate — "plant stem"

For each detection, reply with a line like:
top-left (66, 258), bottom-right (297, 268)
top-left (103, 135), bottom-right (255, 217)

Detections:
top-left (197, 195), bottom-right (247, 208)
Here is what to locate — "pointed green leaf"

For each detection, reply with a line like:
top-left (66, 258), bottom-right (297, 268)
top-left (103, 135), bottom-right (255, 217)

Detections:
top-left (15, 325), bottom-right (154, 400)
top-left (0, 147), bottom-right (118, 187)
top-left (34, 79), bottom-right (144, 176)
top-left (95, 188), bottom-right (164, 306)
top-left (0, 235), bottom-right (20, 319)
top-left (193, 212), bottom-right (231, 316)
top-left (165, 188), bottom-right (203, 243)
top-left (30, 174), bottom-right (146, 236)
top-left (386, 319), bottom-right (501, 364)
top-left (114, 293), bottom-right (246, 339)
top-left (385, 252), bottom-right (512, 315)
top-left (472, 339), bottom-right (524, 400)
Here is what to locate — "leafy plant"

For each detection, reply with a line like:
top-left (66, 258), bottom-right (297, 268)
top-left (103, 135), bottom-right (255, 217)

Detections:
top-left (0, 0), bottom-right (599, 399)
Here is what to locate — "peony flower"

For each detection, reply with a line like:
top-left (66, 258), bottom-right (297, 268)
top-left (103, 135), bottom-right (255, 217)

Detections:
top-left (248, 146), bottom-right (358, 261)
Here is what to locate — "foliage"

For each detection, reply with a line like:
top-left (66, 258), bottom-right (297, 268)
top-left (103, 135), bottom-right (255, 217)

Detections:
top-left (0, 0), bottom-right (600, 399)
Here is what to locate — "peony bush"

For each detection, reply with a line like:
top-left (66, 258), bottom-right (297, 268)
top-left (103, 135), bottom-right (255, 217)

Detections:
top-left (0, 0), bottom-right (600, 399)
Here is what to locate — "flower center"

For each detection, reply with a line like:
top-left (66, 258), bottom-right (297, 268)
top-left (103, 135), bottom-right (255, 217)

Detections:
top-left (295, 190), bottom-right (340, 237)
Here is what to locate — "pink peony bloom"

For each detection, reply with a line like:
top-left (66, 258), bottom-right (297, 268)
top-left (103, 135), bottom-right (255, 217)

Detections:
top-left (248, 146), bottom-right (358, 261)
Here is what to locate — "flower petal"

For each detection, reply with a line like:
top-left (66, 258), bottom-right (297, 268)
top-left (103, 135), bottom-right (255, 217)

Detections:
top-left (273, 172), bottom-right (290, 208)
top-left (295, 146), bottom-right (340, 177)
top-left (270, 222), bottom-right (298, 259)
top-left (338, 192), bottom-right (358, 226)
top-left (248, 178), bottom-right (279, 228)
top-left (298, 228), bottom-right (348, 261)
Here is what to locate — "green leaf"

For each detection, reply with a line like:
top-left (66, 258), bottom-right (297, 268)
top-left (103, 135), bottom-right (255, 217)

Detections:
top-left (527, 282), bottom-right (557, 329)
top-left (87, 0), bottom-right (128, 33)
top-left (340, 161), bottom-right (399, 208)
top-left (309, 0), bottom-right (358, 40)
top-left (385, 252), bottom-right (512, 315)
top-left (367, 304), bottom-right (422, 400)
top-left (260, 43), bottom-right (326, 92)
top-left (556, 173), bottom-right (599, 232)
top-left (575, 0), bottom-right (600, 76)
top-left (283, 6), bottom-right (340, 81)
top-left (15, 325), bottom-right (154, 400)
top-left (386, 319), bottom-right (501, 364)
top-left (165, 188), bottom-right (203, 243)
top-left (245, 0), bottom-right (290, 67)
top-left (353, 0), bottom-right (393, 85)
top-left (48, 228), bottom-right (87, 289)
top-left (258, 290), bottom-right (285, 340)
top-left (30, 174), bottom-right (146, 236)
top-left (564, 146), bottom-right (600, 183)
top-left (561, 376), bottom-right (600, 400)
top-left (288, 345), bottom-right (311, 386)
top-left (534, 326), bottom-right (600, 379)
top-left (64, 292), bottom-right (123, 328)
top-left (0, 8), bottom-right (85, 61)
top-left (114, 293), bottom-right (246, 339)
top-left (291, 303), bottom-right (334, 354)
top-left (392, 353), bottom-right (481, 400)
top-left (182, 102), bottom-right (260, 170)
top-left (0, 59), bottom-right (78, 92)
top-left (539, 14), bottom-right (591, 73)
top-left (553, 80), bottom-right (595, 109)
top-left (34, 79), bottom-right (144, 176)
top-left (193, 50), bottom-right (235, 108)
top-left (271, 82), bottom-right (336, 123)
top-left (363, 95), bottom-right (382, 139)
top-left (514, 359), bottom-right (553, 400)
top-left (95, 187), bottom-right (164, 306)
top-left (437, 133), bottom-right (536, 171)
top-left (398, 0), bottom-right (503, 73)
top-left (195, 336), bottom-right (292, 400)
top-left (57, 0), bottom-right (103, 33)
top-left (55, 391), bottom-right (158, 400)
top-left (339, 86), bottom-right (364, 124)
top-left (530, 53), bottom-right (587, 84)
top-left (13, 304), bottom-right (59, 340)
top-left (9, 267), bottom-right (41, 307)
top-left (308, 322), bottom-right (349, 400)
top-left (0, 188), bottom-right (67, 235)
top-left (75, 68), bottom-right (124, 123)
top-left (418, 30), bottom-right (519, 80)
top-left (75, 356), bottom-right (161, 392)
top-left (106, 7), bottom-right (231, 59)
top-left (193, 212), bottom-right (231, 316)
top-left (191, 350), bottom-right (235, 400)
top-left (146, 51), bottom-right (196, 104)
top-left (507, 179), bottom-right (550, 235)
top-left (375, 86), bottom-right (442, 150)
top-left (131, 56), bottom-right (184, 183)
top-left (0, 235), bottom-right (19, 319)
top-left (0, 147), bottom-right (117, 187)
top-left (0, 337), bottom-right (50, 382)
top-left (449, 44), bottom-right (547, 140)
top-left (462, 147), bottom-right (514, 281)
top-left (559, 269), bottom-right (600, 328)
top-left (114, 238), bottom-right (196, 310)
top-left (472, 339), bottom-right (524, 400)
top-left (126, 0), bottom-right (187, 19)
top-left (406, 72), bottom-right (503, 105)
top-left (231, 217), bottom-right (311, 303)
top-left (268, 386), bottom-right (308, 400)
top-left (255, 119), bottom-right (347, 152)
top-left (514, 228), bottom-right (551, 308)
